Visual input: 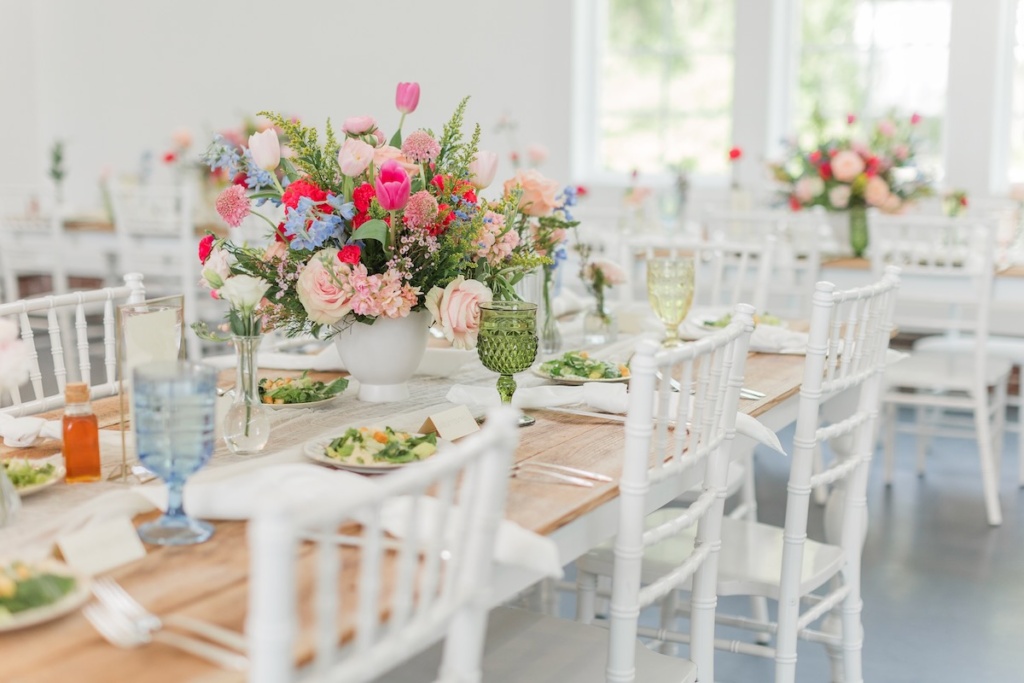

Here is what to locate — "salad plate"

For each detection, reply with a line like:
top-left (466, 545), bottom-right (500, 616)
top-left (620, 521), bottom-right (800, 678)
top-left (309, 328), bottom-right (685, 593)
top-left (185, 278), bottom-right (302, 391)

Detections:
top-left (303, 426), bottom-right (446, 474)
top-left (0, 560), bottom-right (91, 632)
top-left (258, 373), bottom-right (348, 409)
top-left (533, 351), bottom-right (631, 385)
top-left (2, 460), bottom-right (65, 497)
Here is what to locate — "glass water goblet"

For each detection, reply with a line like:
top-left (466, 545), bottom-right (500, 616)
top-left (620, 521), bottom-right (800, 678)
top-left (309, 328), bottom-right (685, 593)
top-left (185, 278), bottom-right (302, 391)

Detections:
top-left (133, 361), bottom-right (218, 545)
top-left (646, 257), bottom-right (695, 347)
top-left (476, 301), bottom-right (539, 427)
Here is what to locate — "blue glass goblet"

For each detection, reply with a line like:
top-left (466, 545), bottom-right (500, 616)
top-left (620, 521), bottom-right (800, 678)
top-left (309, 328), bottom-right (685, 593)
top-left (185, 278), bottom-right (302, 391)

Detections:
top-left (133, 361), bottom-right (218, 545)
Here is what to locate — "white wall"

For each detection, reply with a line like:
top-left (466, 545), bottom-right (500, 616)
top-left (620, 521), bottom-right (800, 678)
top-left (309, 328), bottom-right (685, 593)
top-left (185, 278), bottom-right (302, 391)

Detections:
top-left (1, 0), bottom-right (574, 209)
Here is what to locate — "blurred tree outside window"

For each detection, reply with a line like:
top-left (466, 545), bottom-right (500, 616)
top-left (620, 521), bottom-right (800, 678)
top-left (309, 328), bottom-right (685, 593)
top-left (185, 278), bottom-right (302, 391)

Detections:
top-left (798, 0), bottom-right (951, 177)
top-left (1009, 0), bottom-right (1024, 182)
top-left (596, 0), bottom-right (735, 178)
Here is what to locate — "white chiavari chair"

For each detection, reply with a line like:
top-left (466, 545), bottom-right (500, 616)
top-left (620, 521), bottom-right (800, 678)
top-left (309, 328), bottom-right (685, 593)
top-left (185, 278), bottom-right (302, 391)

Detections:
top-left (576, 269), bottom-right (899, 683)
top-left (0, 186), bottom-right (67, 303)
top-left (0, 274), bottom-right (146, 416)
top-left (107, 181), bottom-right (203, 359)
top-left (247, 407), bottom-right (519, 683)
top-left (869, 213), bottom-right (1011, 526)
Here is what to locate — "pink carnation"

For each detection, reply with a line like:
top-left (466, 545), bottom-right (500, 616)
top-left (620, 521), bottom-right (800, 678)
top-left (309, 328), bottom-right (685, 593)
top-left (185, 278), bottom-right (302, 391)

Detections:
top-left (475, 210), bottom-right (519, 265)
top-left (401, 130), bottom-right (441, 164)
top-left (216, 185), bottom-right (251, 227)
top-left (403, 190), bottom-right (439, 230)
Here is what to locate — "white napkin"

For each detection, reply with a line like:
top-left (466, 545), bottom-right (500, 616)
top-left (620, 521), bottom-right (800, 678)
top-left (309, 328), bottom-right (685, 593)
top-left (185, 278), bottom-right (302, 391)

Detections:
top-left (0, 413), bottom-right (62, 447)
top-left (553, 290), bottom-right (588, 318)
top-left (446, 383), bottom-right (786, 455)
top-left (748, 325), bottom-right (809, 355)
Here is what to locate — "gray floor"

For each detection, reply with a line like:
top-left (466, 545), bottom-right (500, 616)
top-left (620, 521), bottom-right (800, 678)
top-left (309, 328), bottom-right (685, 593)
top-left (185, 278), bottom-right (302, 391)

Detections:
top-left (559, 418), bottom-right (1024, 682)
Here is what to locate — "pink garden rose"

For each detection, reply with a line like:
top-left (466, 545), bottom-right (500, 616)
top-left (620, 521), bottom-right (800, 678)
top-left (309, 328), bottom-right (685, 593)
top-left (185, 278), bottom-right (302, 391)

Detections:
top-left (503, 169), bottom-right (561, 217)
top-left (338, 138), bottom-right (375, 177)
top-left (296, 249), bottom-right (354, 325)
top-left (828, 185), bottom-right (852, 209)
top-left (424, 276), bottom-right (493, 350)
top-left (794, 176), bottom-right (824, 203)
top-left (864, 176), bottom-right (891, 207)
top-left (373, 145), bottom-right (421, 177)
top-left (831, 150), bottom-right (866, 183)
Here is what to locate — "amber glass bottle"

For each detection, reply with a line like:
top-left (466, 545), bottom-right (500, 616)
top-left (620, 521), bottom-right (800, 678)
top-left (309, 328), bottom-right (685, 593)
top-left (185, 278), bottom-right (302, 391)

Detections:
top-left (63, 383), bottom-right (101, 483)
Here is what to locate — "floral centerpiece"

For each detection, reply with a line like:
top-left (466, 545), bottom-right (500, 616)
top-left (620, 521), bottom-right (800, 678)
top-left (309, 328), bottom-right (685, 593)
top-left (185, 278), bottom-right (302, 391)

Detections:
top-left (769, 112), bottom-right (933, 256)
top-left (196, 83), bottom-right (576, 400)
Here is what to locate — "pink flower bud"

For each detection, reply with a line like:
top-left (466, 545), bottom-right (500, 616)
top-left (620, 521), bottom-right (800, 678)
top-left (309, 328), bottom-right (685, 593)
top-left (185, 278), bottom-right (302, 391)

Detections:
top-left (395, 82), bottom-right (420, 115)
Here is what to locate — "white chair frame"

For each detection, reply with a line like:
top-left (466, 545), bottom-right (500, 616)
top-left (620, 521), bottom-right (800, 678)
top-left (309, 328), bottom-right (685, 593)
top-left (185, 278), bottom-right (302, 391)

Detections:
top-left (0, 273), bottom-right (146, 416)
top-left (247, 408), bottom-right (519, 683)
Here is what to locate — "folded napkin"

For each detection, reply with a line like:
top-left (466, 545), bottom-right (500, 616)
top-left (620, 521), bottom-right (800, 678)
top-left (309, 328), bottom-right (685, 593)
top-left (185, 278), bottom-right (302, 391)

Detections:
top-left (681, 309), bottom-right (809, 354)
top-left (0, 413), bottom-right (62, 447)
top-left (553, 289), bottom-right (589, 318)
top-left (446, 383), bottom-right (786, 455)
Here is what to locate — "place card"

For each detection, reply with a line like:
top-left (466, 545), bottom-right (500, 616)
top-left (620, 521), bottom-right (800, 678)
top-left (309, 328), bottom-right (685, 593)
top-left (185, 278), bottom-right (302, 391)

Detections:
top-left (55, 516), bottom-right (146, 576)
top-left (419, 405), bottom-right (480, 441)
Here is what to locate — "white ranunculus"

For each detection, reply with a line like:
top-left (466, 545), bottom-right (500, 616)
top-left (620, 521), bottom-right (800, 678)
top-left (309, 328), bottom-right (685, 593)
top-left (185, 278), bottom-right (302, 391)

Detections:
top-left (248, 129), bottom-right (281, 171)
top-left (219, 275), bottom-right (270, 311)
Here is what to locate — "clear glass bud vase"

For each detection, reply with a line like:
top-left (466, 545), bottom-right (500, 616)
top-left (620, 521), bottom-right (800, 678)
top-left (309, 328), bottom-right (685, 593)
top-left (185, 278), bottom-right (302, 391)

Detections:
top-left (540, 268), bottom-right (562, 355)
top-left (224, 335), bottom-right (270, 455)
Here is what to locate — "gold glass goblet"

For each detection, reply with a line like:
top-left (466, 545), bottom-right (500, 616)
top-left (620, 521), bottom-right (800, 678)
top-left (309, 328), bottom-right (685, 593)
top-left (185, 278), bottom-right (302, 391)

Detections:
top-left (476, 301), bottom-right (539, 427)
top-left (646, 257), bottom-right (695, 347)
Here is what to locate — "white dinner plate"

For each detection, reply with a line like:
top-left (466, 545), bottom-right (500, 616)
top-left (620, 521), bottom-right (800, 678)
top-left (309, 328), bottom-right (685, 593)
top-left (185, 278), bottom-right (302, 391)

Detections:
top-left (531, 365), bottom-right (630, 386)
top-left (264, 394), bottom-right (343, 411)
top-left (5, 463), bottom-right (65, 498)
top-left (0, 560), bottom-right (91, 632)
top-left (302, 432), bottom-right (448, 474)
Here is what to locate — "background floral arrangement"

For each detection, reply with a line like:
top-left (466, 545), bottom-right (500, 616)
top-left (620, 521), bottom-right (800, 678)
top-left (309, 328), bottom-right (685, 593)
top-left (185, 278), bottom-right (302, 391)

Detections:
top-left (770, 112), bottom-right (932, 213)
top-left (575, 240), bottom-right (626, 323)
top-left (197, 84), bottom-right (577, 350)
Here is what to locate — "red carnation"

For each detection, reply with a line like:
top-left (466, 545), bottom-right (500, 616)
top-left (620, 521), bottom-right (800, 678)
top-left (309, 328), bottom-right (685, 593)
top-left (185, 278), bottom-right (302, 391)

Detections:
top-left (273, 222), bottom-right (293, 243)
top-left (198, 234), bottom-right (215, 263)
top-left (809, 150), bottom-right (822, 164)
top-left (163, 151), bottom-right (177, 164)
top-left (960, 196), bottom-right (969, 207)
top-left (337, 245), bottom-right (361, 264)
top-left (819, 163), bottom-right (833, 180)
top-left (576, 185), bottom-right (589, 197)
top-left (788, 195), bottom-right (802, 212)
top-left (352, 183), bottom-right (376, 213)
top-left (282, 178), bottom-right (332, 214)
top-left (728, 146), bottom-right (742, 161)
top-left (232, 172), bottom-right (248, 187)
top-left (431, 174), bottom-right (449, 193)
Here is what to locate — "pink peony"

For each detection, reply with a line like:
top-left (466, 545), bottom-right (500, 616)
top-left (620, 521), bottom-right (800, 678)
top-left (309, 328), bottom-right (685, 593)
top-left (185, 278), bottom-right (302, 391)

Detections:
top-left (296, 249), bottom-right (355, 325)
top-left (215, 185), bottom-right (251, 228)
top-left (503, 169), bottom-right (561, 217)
top-left (338, 138), bottom-right (375, 177)
top-left (864, 176), bottom-right (891, 207)
top-left (830, 150), bottom-right (866, 183)
top-left (374, 160), bottom-right (412, 211)
top-left (424, 276), bottom-right (493, 350)
top-left (403, 190), bottom-right (439, 230)
top-left (401, 130), bottom-right (441, 164)
top-left (343, 116), bottom-right (376, 135)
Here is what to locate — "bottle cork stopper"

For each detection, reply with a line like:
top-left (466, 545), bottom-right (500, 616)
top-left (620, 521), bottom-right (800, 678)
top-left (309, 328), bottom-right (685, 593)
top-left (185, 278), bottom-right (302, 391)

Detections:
top-left (65, 383), bottom-right (90, 404)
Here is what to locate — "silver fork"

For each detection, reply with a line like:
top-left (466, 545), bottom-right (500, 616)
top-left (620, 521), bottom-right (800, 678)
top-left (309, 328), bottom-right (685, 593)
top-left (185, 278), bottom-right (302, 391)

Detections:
top-left (656, 371), bottom-right (765, 400)
top-left (510, 464), bottom-right (594, 487)
top-left (84, 602), bottom-right (249, 671)
top-left (92, 578), bottom-right (248, 653)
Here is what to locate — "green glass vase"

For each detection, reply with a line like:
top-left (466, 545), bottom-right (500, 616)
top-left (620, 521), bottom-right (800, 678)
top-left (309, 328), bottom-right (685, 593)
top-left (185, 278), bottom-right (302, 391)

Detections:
top-left (477, 301), bottom-right (539, 427)
top-left (849, 205), bottom-right (868, 258)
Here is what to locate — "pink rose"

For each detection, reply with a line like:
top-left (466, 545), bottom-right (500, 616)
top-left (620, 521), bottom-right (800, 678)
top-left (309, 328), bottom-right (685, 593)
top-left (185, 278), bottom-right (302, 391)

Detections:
top-left (794, 176), bottom-right (824, 203)
top-left (882, 194), bottom-right (903, 214)
top-left (373, 145), bottom-right (421, 176)
top-left (828, 185), bottom-right (851, 209)
top-left (586, 259), bottom-right (627, 286)
top-left (342, 116), bottom-right (376, 135)
top-left (296, 249), bottom-right (354, 325)
top-left (831, 150), bottom-right (866, 183)
top-left (338, 137), bottom-right (375, 177)
top-left (503, 169), bottom-right (561, 217)
top-left (864, 176), bottom-right (891, 207)
top-left (424, 276), bottom-right (493, 350)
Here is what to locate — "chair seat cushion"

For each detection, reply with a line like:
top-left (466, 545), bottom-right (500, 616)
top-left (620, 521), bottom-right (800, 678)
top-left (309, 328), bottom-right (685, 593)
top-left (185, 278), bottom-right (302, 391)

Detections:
top-left (577, 513), bottom-right (844, 600)
top-left (884, 350), bottom-right (1012, 392)
top-left (384, 607), bottom-right (696, 683)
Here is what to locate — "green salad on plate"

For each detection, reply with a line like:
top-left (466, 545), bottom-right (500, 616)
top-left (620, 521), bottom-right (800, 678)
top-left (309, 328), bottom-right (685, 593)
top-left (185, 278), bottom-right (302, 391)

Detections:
top-left (1, 460), bottom-right (59, 489)
top-left (324, 427), bottom-right (438, 466)
top-left (258, 372), bottom-right (348, 405)
top-left (539, 351), bottom-right (629, 381)
top-left (0, 562), bottom-right (76, 620)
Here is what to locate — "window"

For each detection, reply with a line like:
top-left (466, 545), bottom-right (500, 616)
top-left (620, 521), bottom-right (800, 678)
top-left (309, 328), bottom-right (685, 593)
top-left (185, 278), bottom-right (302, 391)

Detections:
top-left (797, 0), bottom-right (951, 174)
top-left (582, 0), bottom-right (735, 180)
top-left (1010, 2), bottom-right (1024, 182)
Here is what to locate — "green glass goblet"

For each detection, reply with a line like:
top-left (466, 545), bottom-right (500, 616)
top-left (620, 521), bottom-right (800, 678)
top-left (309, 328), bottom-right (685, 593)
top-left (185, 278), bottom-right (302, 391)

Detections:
top-left (477, 301), bottom-right (539, 427)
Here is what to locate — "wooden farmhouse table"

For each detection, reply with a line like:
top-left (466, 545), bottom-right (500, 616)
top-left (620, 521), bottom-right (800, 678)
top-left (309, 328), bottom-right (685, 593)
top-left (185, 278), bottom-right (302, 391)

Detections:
top-left (0, 349), bottom-right (807, 683)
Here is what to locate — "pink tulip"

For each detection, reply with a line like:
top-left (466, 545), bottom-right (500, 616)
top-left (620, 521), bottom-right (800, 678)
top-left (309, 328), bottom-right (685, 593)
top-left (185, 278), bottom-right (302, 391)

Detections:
top-left (395, 82), bottom-right (420, 115)
top-left (343, 116), bottom-right (376, 135)
top-left (374, 160), bottom-right (411, 211)
top-left (910, 112), bottom-right (922, 126)
top-left (468, 151), bottom-right (499, 189)
top-left (338, 138), bottom-right (375, 177)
